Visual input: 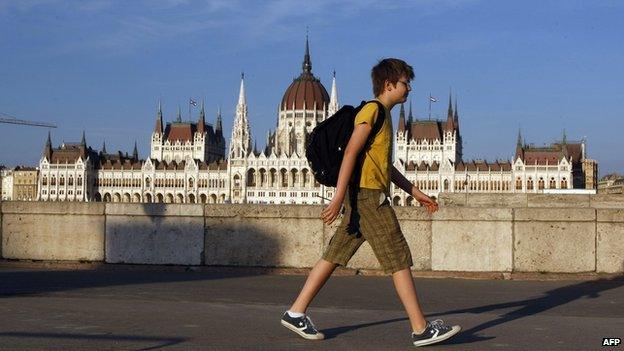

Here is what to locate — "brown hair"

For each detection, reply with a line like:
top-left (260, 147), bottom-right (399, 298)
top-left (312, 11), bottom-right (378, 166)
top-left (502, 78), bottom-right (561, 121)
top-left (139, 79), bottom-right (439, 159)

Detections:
top-left (371, 58), bottom-right (414, 97)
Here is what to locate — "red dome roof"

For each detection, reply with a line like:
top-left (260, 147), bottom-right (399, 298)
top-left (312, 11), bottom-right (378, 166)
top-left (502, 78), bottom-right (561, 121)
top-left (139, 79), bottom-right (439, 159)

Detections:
top-left (280, 36), bottom-right (329, 111)
top-left (281, 73), bottom-right (329, 110)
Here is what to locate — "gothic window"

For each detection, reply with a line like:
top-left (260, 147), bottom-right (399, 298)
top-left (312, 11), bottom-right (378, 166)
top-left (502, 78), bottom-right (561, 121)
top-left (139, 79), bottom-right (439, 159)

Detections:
top-left (247, 169), bottom-right (256, 186)
top-left (188, 178), bottom-right (194, 188)
top-left (60, 175), bottom-right (65, 186)
top-left (280, 169), bottom-right (288, 187)
top-left (68, 176), bottom-right (74, 186)
top-left (302, 169), bottom-right (309, 187)
top-left (538, 177), bottom-right (545, 190)
top-left (549, 177), bottom-right (556, 189)
top-left (270, 169), bottom-right (277, 187)
top-left (527, 177), bottom-right (534, 190)
top-left (42, 176), bottom-right (48, 186)
top-left (233, 174), bottom-right (241, 188)
top-left (561, 178), bottom-right (568, 188)
top-left (444, 179), bottom-right (449, 191)
top-left (77, 176), bottom-right (83, 186)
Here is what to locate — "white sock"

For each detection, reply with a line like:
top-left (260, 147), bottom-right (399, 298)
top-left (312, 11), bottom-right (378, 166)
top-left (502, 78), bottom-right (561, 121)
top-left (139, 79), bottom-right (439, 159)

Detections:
top-left (287, 310), bottom-right (305, 318)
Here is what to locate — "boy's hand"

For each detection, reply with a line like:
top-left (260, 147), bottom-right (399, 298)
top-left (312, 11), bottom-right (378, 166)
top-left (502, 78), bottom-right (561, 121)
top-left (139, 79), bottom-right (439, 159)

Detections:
top-left (416, 194), bottom-right (438, 214)
top-left (321, 199), bottom-right (342, 225)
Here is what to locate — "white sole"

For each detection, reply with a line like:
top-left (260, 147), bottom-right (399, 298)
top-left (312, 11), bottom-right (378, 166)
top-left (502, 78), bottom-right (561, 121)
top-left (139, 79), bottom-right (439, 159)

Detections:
top-left (280, 320), bottom-right (325, 340)
top-left (413, 325), bottom-right (461, 347)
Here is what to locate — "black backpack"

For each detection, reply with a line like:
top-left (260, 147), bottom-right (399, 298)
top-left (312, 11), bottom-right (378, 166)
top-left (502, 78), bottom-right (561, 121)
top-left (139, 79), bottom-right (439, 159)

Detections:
top-left (306, 100), bottom-right (386, 187)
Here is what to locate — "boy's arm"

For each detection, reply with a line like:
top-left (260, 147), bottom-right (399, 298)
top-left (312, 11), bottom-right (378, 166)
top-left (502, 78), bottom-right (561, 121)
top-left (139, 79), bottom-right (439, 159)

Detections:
top-left (320, 123), bottom-right (372, 225)
top-left (390, 165), bottom-right (438, 213)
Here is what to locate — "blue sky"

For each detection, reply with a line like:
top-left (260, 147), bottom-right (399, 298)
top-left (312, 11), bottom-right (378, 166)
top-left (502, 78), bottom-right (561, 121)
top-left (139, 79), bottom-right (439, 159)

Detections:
top-left (1, 0), bottom-right (622, 176)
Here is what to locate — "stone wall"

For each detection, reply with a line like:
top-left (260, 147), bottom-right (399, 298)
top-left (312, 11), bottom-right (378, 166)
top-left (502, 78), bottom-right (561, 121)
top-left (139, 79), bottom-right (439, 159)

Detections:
top-left (1, 194), bottom-right (623, 274)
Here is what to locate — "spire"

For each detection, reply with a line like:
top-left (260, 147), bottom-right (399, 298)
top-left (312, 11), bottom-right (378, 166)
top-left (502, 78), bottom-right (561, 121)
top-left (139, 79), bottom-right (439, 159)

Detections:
top-left (328, 70), bottom-right (339, 116)
top-left (515, 127), bottom-right (524, 161)
top-left (454, 98), bottom-right (459, 121)
top-left (562, 129), bottom-right (567, 144)
top-left (154, 100), bottom-right (163, 134)
top-left (231, 73), bottom-right (251, 159)
top-left (102, 140), bottom-right (107, 154)
top-left (79, 130), bottom-right (87, 158)
top-left (238, 72), bottom-right (246, 106)
top-left (44, 131), bottom-right (52, 159)
top-left (216, 105), bottom-right (223, 133)
top-left (132, 141), bottom-right (138, 160)
top-left (398, 103), bottom-right (406, 132)
top-left (447, 92), bottom-right (453, 119)
top-left (176, 105), bottom-right (182, 122)
top-left (197, 100), bottom-right (206, 134)
top-left (302, 34), bottom-right (312, 74)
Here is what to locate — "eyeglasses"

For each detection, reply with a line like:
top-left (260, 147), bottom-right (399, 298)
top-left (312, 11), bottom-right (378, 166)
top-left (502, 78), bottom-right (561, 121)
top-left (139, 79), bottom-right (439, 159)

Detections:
top-left (398, 80), bottom-right (411, 89)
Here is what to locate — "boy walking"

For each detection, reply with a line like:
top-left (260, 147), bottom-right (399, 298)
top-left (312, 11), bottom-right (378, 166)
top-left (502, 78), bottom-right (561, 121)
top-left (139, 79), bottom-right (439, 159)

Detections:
top-left (281, 58), bottom-right (461, 347)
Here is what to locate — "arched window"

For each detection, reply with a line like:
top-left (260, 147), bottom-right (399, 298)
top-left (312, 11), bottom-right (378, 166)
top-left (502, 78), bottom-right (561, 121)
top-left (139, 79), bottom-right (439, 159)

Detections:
top-left (549, 177), bottom-right (556, 189)
top-left (247, 169), bottom-right (256, 186)
top-left (538, 177), bottom-right (545, 190)
top-left (527, 177), bottom-right (534, 190)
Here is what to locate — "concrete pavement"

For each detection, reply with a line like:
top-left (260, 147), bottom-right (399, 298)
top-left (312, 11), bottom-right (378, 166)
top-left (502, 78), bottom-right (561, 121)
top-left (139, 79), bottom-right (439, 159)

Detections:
top-left (0, 263), bottom-right (622, 350)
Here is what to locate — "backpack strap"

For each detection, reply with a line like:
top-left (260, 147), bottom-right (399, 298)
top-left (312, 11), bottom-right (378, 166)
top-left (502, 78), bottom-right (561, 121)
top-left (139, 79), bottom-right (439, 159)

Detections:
top-left (367, 100), bottom-right (386, 141)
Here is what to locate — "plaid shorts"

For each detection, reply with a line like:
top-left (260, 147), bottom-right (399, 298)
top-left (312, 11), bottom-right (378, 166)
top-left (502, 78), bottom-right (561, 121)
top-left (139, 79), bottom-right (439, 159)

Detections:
top-left (322, 187), bottom-right (413, 274)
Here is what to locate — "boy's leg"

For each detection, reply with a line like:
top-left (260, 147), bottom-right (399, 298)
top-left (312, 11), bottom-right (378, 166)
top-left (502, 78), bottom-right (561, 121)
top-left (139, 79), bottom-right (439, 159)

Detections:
top-left (289, 258), bottom-right (338, 313)
top-left (392, 268), bottom-right (427, 333)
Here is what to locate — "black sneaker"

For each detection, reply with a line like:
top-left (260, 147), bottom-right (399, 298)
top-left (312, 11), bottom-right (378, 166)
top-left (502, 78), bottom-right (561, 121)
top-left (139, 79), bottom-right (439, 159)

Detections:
top-left (280, 312), bottom-right (325, 340)
top-left (412, 319), bottom-right (461, 347)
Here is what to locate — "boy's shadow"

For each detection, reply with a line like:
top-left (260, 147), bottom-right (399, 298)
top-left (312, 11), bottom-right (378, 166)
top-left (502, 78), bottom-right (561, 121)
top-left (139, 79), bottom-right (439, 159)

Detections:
top-left (323, 276), bottom-right (624, 346)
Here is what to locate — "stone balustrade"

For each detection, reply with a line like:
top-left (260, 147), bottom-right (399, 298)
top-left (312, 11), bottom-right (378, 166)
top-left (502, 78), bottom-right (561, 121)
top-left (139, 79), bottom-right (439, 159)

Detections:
top-left (1, 193), bottom-right (622, 274)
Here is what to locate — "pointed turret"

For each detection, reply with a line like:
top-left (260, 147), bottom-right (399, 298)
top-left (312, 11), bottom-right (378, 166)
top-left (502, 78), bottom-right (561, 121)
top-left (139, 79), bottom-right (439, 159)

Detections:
top-left (398, 103), bottom-right (406, 133)
top-left (154, 100), bottom-right (163, 134)
top-left (79, 130), bottom-right (87, 158)
top-left (176, 105), bottom-right (182, 122)
top-left (454, 98), bottom-right (459, 125)
top-left (515, 128), bottom-right (524, 160)
top-left (230, 73), bottom-right (251, 159)
top-left (132, 141), bottom-right (138, 160)
top-left (446, 93), bottom-right (455, 131)
top-left (197, 100), bottom-right (206, 134)
top-left (215, 106), bottom-right (223, 134)
top-left (302, 34), bottom-right (312, 74)
top-left (562, 129), bottom-right (567, 145)
top-left (407, 100), bottom-right (414, 140)
top-left (102, 140), bottom-right (107, 154)
top-left (44, 131), bottom-right (52, 159)
top-left (447, 92), bottom-right (453, 119)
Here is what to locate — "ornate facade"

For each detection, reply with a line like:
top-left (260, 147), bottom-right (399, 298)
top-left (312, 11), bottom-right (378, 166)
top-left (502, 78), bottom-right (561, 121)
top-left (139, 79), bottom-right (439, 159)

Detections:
top-left (37, 37), bottom-right (597, 204)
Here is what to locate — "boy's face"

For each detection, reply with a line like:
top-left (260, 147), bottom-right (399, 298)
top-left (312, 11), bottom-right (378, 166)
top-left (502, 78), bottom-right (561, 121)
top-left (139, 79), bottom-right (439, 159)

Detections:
top-left (384, 75), bottom-right (411, 104)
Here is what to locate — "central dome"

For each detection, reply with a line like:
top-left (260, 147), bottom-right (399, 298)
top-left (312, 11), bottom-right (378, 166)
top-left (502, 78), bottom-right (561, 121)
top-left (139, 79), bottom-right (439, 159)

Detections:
top-left (280, 37), bottom-right (329, 111)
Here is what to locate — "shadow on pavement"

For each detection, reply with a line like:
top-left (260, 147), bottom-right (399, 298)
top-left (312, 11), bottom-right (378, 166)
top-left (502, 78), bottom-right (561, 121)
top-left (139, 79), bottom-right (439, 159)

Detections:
top-left (323, 317), bottom-right (407, 340)
top-left (428, 276), bottom-right (624, 345)
top-left (0, 332), bottom-right (185, 351)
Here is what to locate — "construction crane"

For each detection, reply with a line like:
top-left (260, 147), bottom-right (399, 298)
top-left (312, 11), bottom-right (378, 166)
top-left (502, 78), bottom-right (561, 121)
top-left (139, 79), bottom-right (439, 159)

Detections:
top-left (0, 112), bottom-right (57, 128)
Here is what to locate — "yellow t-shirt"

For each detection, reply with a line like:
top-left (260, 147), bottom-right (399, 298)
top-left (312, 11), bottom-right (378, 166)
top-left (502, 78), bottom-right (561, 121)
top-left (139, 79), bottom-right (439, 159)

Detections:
top-left (354, 101), bottom-right (392, 192)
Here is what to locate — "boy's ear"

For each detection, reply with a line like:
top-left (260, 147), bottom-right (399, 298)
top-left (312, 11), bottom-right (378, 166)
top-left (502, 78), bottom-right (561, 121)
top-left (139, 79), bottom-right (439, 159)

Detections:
top-left (384, 79), bottom-right (393, 92)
